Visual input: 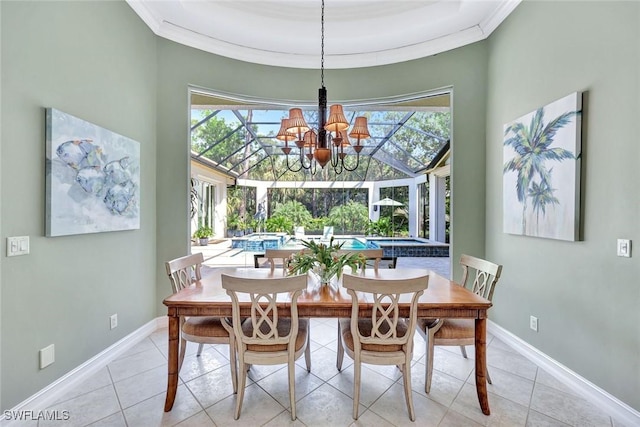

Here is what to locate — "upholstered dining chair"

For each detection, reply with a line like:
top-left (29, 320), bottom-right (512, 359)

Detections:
top-left (416, 254), bottom-right (503, 393)
top-left (165, 253), bottom-right (237, 392)
top-left (221, 272), bottom-right (311, 421)
top-left (336, 272), bottom-right (429, 421)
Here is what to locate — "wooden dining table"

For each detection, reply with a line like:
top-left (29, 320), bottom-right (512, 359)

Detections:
top-left (163, 267), bottom-right (493, 415)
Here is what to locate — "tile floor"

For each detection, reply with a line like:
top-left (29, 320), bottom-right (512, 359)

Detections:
top-left (30, 320), bottom-right (619, 427)
top-left (10, 257), bottom-right (624, 426)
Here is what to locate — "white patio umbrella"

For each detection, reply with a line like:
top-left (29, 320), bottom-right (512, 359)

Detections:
top-left (372, 197), bottom-right (404, 207)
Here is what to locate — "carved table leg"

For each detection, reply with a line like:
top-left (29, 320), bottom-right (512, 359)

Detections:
top-left (475, 317), bottom-right (491, 415)
top-left (164, 313), bottom-right (180, 411)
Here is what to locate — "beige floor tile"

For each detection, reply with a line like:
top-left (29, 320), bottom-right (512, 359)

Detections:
top-left (256, 364), bottom-right (325, 409)
top-left (451, 382), bottom-right (529, 426)
top-left (114, 364), bottom-right (175, 409)
top-left (123, 384), bottom-right (202, 426)
top-left (439, 409), bottom-right (485, 427)
top-left (113, 337), bottom-right (158, 361)
top-left (262, 410), bottom-right (307, 426)
top-left (51, 366), bottom-right (113, 405)
top-left (173, 411), bottom-right (216, 426)
top-left (184, 364), bottom-right (238, 409)
top-left (535, 369), bottom-right (582, 398)
top-left (369, 382), bottom-right (448, 426)
top-left (487, 346), bottom-right (538, 381)
top-left (303, 346), bottom-right (347, 381)
top-left (327, 363), bottom-right (396, 407)
top-left (178, 346), bottom-right (230, 383)
top-left (295, 383), bottom-right (364, 427)
top-left (86, 411), bottom-right (127, 427)
top-left (348, 409), bottom-right (396, 426)
top-left (467, 365), bottom-right (535, 407)
top-left (309, 321), bottom-right (340, 346)
top-left (409, 360), bottom-right (465, 407)
top-left (432, 346), bottom-right (476, 382)
top-left (530, 383), bottom-right (612, 427)
top-left (526, 409), bottom-right (572, 426)
top-left (108, 347), bottom-right (166, 382)
top-left (41, 385), bottom-right (120, 427)
top-left (205, 383), bottom-right (285, 425)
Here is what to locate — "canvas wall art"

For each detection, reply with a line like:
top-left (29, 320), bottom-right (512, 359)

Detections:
top-left (46, 108), bottom-right (140, 237)
top-left (503, 92), bottom-right (582, 241)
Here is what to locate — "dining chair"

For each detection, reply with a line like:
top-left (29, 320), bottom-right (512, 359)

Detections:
top-left (416, 254), bottom-right (502, 393)
top-left (338, 248), bottom-right (384, 271)
top-left (336, 272), bottom-right (429, 421)
top-left (221, 272), bottom-right (311, 420)
top-left (264, 248), bottom-right (305, 273)
top-left (165, 253), bottom-right (237, 392)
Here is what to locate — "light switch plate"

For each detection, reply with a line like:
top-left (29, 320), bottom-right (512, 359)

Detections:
top-left (617, 239), bottom-right (631, 257)
top-left (7, 236), bottom-right (29, 257)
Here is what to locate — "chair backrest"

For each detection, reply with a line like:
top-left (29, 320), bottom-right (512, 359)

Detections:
top-left (221, 273), bottom-right (307, 348)
top-left (459, 254), bottom-right (503, 302)
top-left (294, 226), bottom-right (305, 239)
top-left (322, 226), bottom-right (334, 240)
top-left (165, 252), bottom-right (204, 293)
top-left (338, 248), bottom-right (384, 271)
top-left (265, 248), bottom-right (305, 272)
top-left (342, 273), bottom-right (428, 349)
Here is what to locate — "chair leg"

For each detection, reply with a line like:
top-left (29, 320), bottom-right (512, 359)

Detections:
top-left (305, 327), bottom-right (311, 372)
top-left (228, 336), bottom-right (238, 394)
top-left (402, 360), bottom-right (415, 421)
top-left (196, 343), bottom-right (205, 357)
top-left (288, 358), bottom-right (297, 420)
top-left (336, 322), bottom-right (344, 371)
top-left (352, 359), bottom-right (361, 420)
top-left (487, 368), bottom-right (492, 385)
top-left (459, 345), bottom-right (468, 358)
top-left (178, 337), bottom-right (187, 373)
top-left (234, 359), bottom-right (247, 420)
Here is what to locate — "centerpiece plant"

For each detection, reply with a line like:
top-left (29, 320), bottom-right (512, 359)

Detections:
top-left (287, 237), bottom-right (366, 285)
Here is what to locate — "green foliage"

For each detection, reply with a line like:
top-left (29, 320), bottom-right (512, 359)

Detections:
top-left (366, 217), bottom-right (393, 237)
top-left (272, 201), bottom-right (312, 227)
top-left (328, 201), bottom-right (369, 232)
top-left (287, 237), bottom-right (366, 281)
top-left (306, 217), bottom-right (329, 233)
top-left (265, 216), bottom-right (293, 233)
top-left (193, 226), bottom-right (212, 239)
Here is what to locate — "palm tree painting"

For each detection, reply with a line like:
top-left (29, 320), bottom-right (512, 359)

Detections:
top-left (503, 92), bottom-right (582, 241)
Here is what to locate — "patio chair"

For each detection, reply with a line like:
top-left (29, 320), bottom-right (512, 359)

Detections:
top-left (264, 248), bottom-right (303, 273)
top-left (336, 272), bottom-right (429, 421)
top-left (294, 226), bottom-right (305, 239)
top-left (322, 226), bottom-right (334, 240)
top-left (416, 254), bottom-right (502, 393)
top-left (222, 272), bottom-right (311, 420)
top-left (165, 253), bottom-right (237, 392)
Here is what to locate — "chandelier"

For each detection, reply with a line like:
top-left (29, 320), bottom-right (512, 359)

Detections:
top-left (276, 0), bottom-right (370, 175)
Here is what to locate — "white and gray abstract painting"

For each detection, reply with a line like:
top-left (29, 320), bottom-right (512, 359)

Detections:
top-left (46, 108), bottom-right (140, 236)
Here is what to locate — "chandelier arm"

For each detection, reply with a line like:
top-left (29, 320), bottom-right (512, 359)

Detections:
top-left (285, 152), bottom-right (303, 173)
top-left (342, 152), bottom-right (361, 172)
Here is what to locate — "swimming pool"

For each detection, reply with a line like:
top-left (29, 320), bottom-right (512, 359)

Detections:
top-left (232, 234), bottom-right (448, 257)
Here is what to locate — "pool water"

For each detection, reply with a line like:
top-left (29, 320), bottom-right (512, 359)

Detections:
top-left (282, 238), bottom-right (371, 250)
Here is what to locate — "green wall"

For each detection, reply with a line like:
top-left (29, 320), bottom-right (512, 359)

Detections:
top-left (155, 40), bottom-right (489, 314)
top-left (0, 1), bottom-right (157, 409)
top-left (486, 1), bottom-right (640, 410)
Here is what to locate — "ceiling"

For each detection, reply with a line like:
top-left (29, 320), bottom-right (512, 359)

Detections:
top-left (127, 0), bottom-right (521, 69)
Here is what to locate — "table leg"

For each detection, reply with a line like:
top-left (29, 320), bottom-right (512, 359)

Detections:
top-left (475, 317), bottom-right (491, 415)
top-left (164, 314), bottom-right (180, 412)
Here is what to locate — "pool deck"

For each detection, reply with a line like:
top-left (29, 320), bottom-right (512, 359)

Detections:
top-left (192, 238), bottom-right (451, 278)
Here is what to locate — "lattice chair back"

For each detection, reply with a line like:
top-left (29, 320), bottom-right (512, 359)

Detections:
top-left (459, 254), bottom-right (503, 302)
top-left (222, 273), bottom-right (307, 349)
top-left (165, 252), bottom-right (204, 293)
top-left (342, 273), bottom-right (428, 351)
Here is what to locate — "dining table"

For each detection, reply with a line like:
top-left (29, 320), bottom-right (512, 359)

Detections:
top-left (163, 267), bottom-right (493, 415)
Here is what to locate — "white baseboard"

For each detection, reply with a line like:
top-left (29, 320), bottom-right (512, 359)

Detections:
top-left (488, 320), bottom-right (640, 426)
top-left (1, 317), bottom-right (165, 423)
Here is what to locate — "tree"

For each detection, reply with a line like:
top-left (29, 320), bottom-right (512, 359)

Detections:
top-left (328, 201), bottom-right (369, 233)
top-left (272, 201), bottom-right (312, 227)
top-left (527, 177), bottom-right (559, 235)
top-left (503, 108), bottom-right (576, 233)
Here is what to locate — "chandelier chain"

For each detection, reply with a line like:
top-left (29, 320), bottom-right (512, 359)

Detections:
top-left (321, 0), bottom-right (325, 87)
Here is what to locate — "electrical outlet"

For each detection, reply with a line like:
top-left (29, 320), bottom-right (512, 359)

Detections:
top-left (110, 314), bottom-right (118, 330)
top-left (40, 344), bottom-right (55, 369)
top-left (530, 315), bottom-right (538, 332)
